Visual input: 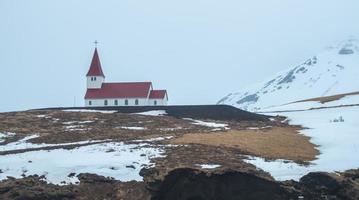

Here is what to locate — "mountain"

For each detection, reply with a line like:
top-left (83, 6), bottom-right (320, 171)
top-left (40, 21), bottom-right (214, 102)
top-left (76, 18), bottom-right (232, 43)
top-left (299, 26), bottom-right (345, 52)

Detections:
top-left (218, 39), bottom-right (359, 112)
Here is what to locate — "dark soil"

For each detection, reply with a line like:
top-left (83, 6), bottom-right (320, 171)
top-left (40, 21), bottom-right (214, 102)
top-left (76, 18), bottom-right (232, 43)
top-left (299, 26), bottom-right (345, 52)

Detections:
top-left (44, 104), bottom-right (270, 121)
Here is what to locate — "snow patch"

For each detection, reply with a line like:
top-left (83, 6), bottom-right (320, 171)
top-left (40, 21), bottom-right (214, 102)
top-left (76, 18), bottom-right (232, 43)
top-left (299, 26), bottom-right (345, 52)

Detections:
top-left (184, 118), bottom-right (229, 129)
top-left (63, 109), bottom-right (117, 114)
top-left (135, 110), bottom-right (167, 116)
top-left (133, 136), bottom-right (174, 142)
top-left (246, 126), bottom-right (272, 130)
top-left (158, 127), bottom-right (183, 131)
top-left (120, 126), bottom-right (147, 131)
top-left (196, 164), bottom-right (221, 169)
top-left (244, 156), bottom-right (308, 181)
top-left (62, 121), bottom-right (94, 125)
top-left (245, 106), bottom-right (359, 181)
top-left (0, 132), bottom-right (16, 143)
top-left (0, 142), bottom-right (164, 184)
top-left (0, 135), bottom-right (109, 152)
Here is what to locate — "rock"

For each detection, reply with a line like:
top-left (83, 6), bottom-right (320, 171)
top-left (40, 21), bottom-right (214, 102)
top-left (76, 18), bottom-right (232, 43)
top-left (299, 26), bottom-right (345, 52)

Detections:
top-left (147, 168), bottom-right (299, 200)
top-left (126, 165), bottom-right (136, 169)
top-left (299, 170), bottom-right (359, 200)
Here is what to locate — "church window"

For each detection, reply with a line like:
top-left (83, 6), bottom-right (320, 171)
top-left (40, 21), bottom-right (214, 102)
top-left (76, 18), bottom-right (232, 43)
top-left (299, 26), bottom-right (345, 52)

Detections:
top-left (104, 100), bottom-right (108, 106)
top-left (114, 100), bottom-right (118, 106)
top-left (94, 77), bottom-right (97, 81)
top-left (154, 100), bottom-right (157, 106)
top-left (91, 77), bottom-right (93, 81)
top-left (135, 99), bottom-right (139, 105)
top-left (125, 99), bottom-right (128, 106)
top-left (89, 101), bottom-right (92, 105)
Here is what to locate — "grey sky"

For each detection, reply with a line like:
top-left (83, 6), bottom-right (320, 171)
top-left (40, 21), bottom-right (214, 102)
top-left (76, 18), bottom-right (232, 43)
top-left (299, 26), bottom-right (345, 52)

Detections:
top-left (1, 0), bottom-right (358, 112)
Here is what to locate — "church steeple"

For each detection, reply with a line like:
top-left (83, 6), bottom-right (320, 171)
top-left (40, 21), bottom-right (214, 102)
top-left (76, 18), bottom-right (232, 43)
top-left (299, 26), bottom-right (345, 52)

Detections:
top-left (86, 46), bottom-right (105, 89)
top-left (86, 48), bottom-right (105, 77)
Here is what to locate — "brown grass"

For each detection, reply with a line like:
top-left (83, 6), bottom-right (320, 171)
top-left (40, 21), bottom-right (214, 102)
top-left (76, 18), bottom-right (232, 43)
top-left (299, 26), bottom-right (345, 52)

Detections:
top-left (171, 127), bottom-right (319, 163)
top-left (294, 91), bottom-right (359, 104)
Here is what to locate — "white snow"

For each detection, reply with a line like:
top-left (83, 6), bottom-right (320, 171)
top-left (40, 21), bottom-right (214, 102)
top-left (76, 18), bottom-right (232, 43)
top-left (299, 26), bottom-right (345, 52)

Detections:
top-left (62, 121), bottom-right (94, 125)
top-left (219, 39), bottom-right (359, 112)
top-left (244, 105), bottom-right (359, 181)
top-left (120, 126), bottom-right (147, 130)
top-left (0, 142), bottom-right (164, 184)
top-left (135, 110), bottom-right (167, 116)
top-left (0, 135), bottom-right (109, 152)
top-left (246, 126), bottom-right (272, 130)
top-left (133, 136), bottom-right (174, 142)
top-left (63, 109), bottom-right (117, 114)
top-left (260, 93), bottom-right (359, 112)
top-left (196, 164), bottom-right (221, 169)
top-left (184, 118), bottom-right (229, 129)
top-left (0, 132), bottom-right (16, 143)
top-left (244, 156), bottom-right (309, 181)
top-left (158, 127), bottom-right (183, 131)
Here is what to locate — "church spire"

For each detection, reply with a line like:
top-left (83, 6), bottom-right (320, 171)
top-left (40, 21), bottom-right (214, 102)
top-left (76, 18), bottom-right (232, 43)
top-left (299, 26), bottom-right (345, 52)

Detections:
top-left (86, 47), bottom-right (105, 77)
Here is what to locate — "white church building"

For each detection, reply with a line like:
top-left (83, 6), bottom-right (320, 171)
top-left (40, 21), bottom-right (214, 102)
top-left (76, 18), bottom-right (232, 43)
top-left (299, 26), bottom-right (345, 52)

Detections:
top-left (85, 48), bottom-right (168, 107)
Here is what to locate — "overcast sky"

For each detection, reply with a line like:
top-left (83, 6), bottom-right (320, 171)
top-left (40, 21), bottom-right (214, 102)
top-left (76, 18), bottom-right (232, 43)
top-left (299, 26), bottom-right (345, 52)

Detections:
top-left (1, 0), bottom-right (358, 112)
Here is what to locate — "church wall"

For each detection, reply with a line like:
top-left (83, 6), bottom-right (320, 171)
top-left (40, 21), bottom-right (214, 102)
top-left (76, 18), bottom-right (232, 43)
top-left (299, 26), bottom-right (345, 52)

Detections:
top-left (148, 98), bottom-right (168, 106)
top-left (85, 98), bottom-right (151, 107)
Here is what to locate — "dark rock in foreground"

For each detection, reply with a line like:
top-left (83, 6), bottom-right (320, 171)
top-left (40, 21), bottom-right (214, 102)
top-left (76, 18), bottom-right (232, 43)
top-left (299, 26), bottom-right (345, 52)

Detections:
top-left (1, 168), bottom-right (359, 200)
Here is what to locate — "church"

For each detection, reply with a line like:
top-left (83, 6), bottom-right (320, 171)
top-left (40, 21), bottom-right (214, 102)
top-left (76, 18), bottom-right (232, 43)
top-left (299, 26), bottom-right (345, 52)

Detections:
top-left (84, 48), bottom-right (168, 107)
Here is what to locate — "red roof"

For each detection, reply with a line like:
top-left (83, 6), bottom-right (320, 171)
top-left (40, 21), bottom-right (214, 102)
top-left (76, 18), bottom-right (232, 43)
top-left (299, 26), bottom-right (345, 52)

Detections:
top-left (86, 48), bottom-right (105, 77)
top-left (85, 82), bottom-right (153, 99)
top-left (149, 90), bottom-right (167, 99)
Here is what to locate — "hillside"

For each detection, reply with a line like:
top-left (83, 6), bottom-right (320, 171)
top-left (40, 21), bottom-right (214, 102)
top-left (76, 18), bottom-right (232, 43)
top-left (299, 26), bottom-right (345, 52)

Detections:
top-left (2, 107), bottom-right (359, 199)
top-left (215, 39), bottom-right (359, 191)
top-left (218, 38), bottom-right (359, 112)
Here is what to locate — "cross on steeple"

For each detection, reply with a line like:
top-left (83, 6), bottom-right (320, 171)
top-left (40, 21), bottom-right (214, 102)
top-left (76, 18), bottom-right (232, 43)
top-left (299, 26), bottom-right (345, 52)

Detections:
top-left (94, 40), bottom-right (99, 47)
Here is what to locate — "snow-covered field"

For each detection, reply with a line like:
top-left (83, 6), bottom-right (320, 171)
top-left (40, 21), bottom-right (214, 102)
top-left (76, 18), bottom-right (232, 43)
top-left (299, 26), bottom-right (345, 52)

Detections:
top-left (196, 164), bottom-right (221, 169)
top-left (260, 93), bottom-right (359, 112)
top-left (0, 134), bottom-right (109, 152)
top-left (0, 138), bottom-right (164, 184)
top-left (183, 118), bottom-right (229, 130)
top-left (245, 105), bottom-right (359, 181)
top-left (135, 110), bottom-right (167, 116)
top-left (0, 132), bottom-right (15, 143)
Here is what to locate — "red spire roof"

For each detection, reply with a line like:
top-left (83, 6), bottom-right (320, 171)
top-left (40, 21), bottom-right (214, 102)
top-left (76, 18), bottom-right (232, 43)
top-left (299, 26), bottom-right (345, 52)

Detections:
top-left (86, 48), bottom-right (105, 77)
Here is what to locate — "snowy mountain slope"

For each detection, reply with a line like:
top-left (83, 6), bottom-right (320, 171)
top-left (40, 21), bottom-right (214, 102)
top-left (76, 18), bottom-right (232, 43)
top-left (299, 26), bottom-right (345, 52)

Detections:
top-left (259, 92), bottom-right (359, 112)
top-left (218, 39), bottom-right (359, 112)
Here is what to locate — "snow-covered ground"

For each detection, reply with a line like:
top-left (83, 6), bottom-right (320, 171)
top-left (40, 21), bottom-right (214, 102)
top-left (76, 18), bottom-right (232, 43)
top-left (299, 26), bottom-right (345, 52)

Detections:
top-left (196, 164), bottom-right (221, 169)
top-left (63, 109), bottom-right (117, 114)
top-left (132, 136), bottom-right (173, 143)
top-left (0, 134), bottom-right (109, 152)
top-left (0, 142), bottom-right (164, 184)
top-left (183, 118), bottom-right (229, 130)
top-left (119, 126), bottom-right (147, 130)
top-left (244, 105), bottom-right (359, 181)
top-left (0, 132), bottom-right (16, 143)
top-left (135, 110), bottom-right (167, 116)
top-left (260, 93), bottom-right (359, 112)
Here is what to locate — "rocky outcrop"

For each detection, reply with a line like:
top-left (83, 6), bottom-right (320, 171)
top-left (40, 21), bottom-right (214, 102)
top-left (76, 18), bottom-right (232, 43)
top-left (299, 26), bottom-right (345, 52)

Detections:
top-left (298, 170), bottom-right (359, 200)
top-left (1, 168), bottom-right (358, 200)
top-left (146, 168), bottom-right (359, 200)
top-left (146, 168), bottom-right (299, 200)
top-left (0, 174), bottom-right (150, 200)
